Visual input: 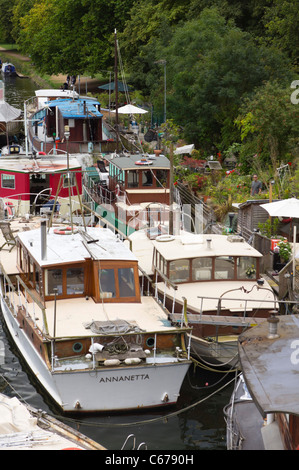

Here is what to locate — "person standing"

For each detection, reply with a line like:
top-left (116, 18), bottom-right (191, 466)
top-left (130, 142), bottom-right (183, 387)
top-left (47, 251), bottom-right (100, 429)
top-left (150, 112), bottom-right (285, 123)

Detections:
top-left (250, 174), bottom-right (262, 196)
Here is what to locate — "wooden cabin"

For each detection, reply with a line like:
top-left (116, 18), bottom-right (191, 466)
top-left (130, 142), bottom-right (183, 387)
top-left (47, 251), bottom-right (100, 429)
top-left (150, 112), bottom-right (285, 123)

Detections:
top-left (103, 153), bottom-right (170, 206)
top-left (0, 155), bottom-right (82, 215)
top-left (16, 226), bottom-right (141, 305)
top-left (30, 98), bottom-right (103, 154)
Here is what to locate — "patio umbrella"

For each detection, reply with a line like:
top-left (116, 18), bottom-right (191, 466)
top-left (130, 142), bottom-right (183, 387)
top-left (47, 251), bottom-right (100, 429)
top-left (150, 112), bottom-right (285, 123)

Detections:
top-left (111, 104), bottom-right (148, 114)
top-left (260, 198), bottom-right (299, 289)
top-left (260, 198), bottom-right (299, 218)
top-left (98, 80), bottom-right (133, 92)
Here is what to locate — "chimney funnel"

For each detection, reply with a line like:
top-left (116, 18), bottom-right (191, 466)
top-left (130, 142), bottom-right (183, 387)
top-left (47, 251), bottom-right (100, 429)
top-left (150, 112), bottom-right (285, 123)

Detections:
top-left (41, 219), bottom-right (47, 260)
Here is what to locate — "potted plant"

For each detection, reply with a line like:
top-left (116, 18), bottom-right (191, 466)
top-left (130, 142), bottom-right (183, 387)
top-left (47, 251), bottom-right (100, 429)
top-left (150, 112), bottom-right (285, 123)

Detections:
top-left (246, 265), bottom-right (256, 278)
top-left (277, 239), bottom-right (292, 263)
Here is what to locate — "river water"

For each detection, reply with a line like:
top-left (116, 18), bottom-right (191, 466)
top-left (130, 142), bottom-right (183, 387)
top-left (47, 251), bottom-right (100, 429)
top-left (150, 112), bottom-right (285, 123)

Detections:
top-left (0, 75), bottom-right (235, 451)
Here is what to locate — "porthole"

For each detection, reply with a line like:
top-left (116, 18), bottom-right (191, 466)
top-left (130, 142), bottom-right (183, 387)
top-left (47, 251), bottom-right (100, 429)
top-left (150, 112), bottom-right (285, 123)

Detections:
top-left (72, 342), bottom-right (83, 353)
top-left (146, 337), bottom-right (155, 348)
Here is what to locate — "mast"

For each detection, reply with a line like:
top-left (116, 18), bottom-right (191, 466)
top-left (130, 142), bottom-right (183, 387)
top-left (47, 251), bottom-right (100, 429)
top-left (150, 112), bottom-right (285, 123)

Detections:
top-left (114, 29), bottom-right (119, 152)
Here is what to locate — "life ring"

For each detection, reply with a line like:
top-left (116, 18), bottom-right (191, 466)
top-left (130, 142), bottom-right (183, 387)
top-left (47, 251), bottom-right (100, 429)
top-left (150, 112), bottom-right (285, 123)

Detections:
top-left (278, 217), bottom-right (292, 224)
top-left (38, 151), bottom-right (46, 155)
top-left (156, 234), bottom-right (175, 242)
top-left (61, 447), bottom-right (82, 450)
top-left (135, 160), bottom-right (153, 166)
top-left (54, 226), bottom-right (78, 235)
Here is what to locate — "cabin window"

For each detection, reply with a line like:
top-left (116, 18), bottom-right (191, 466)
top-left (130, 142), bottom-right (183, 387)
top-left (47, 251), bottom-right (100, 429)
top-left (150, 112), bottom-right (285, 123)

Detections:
top-left (156, 169), bottom-right (168, 188)
top-left (63, 172), bottom-right (75, 188)
top-left (66, 267), bottom-right (84, 294)
top-left (237, 257), bottom-right (257, 279)
top-left (169, 259), bottom-right (190, 283)
top-left (118, 267), bottom-right (136, 297)
top-left (35, 268), bottom-right (41, 293)
top-left (1, 174), bottom-right (15, 189)
top-left (215, 256), bottom-right (234, 279)
top-left (45, 268), bottom-right (63, 295)
top-left (142, 170), bottom-right (153, 187)
top-left (29, 258), bottom-right (34, 285)
top-left (99, 268), bottom-right (116, 298)
top-left (161, 256), bottom-right (167, 276)
top-left (127, 170), bottom-right (139, 188)
top-left (192, 257), bottom-right (212, 281)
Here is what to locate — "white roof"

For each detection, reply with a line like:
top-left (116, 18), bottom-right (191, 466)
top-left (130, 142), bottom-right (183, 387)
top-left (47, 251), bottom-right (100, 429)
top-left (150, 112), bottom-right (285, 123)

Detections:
top-left (35, 89), bottom-right (79, 99)
top-left (153, 233), bottom-right (262, 261)
top-left (0, 155), bottom-right (82, 173)
top-left (17, 226), bottom-right (137, 267)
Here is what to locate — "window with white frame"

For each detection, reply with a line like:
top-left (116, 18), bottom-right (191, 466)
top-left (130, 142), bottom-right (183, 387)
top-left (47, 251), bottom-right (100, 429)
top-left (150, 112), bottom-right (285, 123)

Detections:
top-left (1, 174), bottom-right (15, 189)
top-left (63, 172), bottom-right (75, 188)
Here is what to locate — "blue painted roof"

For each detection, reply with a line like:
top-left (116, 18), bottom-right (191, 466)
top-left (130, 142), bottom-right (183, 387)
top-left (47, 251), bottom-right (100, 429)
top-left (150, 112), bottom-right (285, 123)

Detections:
top-left (48, 98), bottom-right (102, 119)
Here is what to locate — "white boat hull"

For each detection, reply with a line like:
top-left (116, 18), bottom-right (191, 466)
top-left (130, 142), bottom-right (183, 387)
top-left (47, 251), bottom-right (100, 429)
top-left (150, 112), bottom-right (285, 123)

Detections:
top-left (1, 296), bottom-right (189, 412)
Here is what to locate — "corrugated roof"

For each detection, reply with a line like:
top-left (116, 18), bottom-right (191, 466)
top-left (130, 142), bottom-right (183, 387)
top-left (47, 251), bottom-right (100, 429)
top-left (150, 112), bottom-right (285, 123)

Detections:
top-left (48, 98), bottom-right (102, 119)
top-left (239, 314), bottom-right (299, 416)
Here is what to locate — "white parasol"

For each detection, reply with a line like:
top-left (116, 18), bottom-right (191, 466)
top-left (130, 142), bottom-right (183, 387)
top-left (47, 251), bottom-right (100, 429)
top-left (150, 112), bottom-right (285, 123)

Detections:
top-left (260, 198), bottom-right (299, 218)
top-left (260, 198), bottom-right (299, 290)
top-left (174, 144), bottom-right (195, 155)
top-left (111, 104), bottom-right (148, 114)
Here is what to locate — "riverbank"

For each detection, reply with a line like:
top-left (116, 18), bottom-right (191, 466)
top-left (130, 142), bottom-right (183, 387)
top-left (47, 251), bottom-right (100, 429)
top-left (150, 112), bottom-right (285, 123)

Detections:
top-left (0, 47), bottom-right (102, 94)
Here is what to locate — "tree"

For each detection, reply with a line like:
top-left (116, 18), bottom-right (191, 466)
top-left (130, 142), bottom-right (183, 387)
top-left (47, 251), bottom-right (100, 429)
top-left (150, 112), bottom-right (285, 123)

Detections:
top-left (160, 8), bottom-right (292, 151)
top-left (0, 0), bottom-right (18, 42)
top-left (264, 0), bottom-right (299, 68)
top-left (14, 0), bottom-right (133, 75)
top-left (236, 81), bottom-right (299, 172)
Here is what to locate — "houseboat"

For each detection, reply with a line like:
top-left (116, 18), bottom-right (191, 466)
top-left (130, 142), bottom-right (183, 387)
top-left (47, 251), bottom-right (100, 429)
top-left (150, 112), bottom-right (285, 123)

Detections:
top-left (83, 152), bottom-right (181, 237)
top-left (0, 152), bottom-right (90, 217)
top-left (0, 221), bottom-right (191, 413)
top-left (128, 231), bottom-right (277, 368)
top-left (1, 63), bottom-right (16, 76)
top-left (27, 93), bottom-right (104, 154)
top-left (225, 314), bottom-right (299, 450)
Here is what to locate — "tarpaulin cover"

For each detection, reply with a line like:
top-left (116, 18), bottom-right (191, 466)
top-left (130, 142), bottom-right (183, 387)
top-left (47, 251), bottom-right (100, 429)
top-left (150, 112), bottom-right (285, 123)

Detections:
top-left (0, 102), bottom-right (21, 122)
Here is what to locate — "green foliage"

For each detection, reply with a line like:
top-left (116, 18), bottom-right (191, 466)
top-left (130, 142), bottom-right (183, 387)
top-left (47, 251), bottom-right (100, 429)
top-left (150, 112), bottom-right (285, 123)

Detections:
top-left (277, 239), bottom-right (292, 263)
top-left (236, 81), bottom-right (299, 172)
top-left (0, 0), bottom-right (297, 168)
top-left (258, 218), bottom-right (280, 239)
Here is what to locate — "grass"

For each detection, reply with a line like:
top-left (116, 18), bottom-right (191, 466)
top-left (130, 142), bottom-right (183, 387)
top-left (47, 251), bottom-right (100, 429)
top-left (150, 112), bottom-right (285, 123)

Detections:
top-left (0, 43), bottom-right (18, 50)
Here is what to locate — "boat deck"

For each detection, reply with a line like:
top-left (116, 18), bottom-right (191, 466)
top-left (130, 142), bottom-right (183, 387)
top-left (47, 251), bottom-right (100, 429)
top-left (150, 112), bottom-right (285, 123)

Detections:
top-left (156, 280), bottom-right (277, 314)
top-left (12, 291), bottom-right (176, 338)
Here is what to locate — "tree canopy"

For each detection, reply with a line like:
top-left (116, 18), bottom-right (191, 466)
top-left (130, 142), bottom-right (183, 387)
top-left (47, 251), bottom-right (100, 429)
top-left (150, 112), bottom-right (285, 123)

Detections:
top-left (0, 0), bottom-right (297, 164)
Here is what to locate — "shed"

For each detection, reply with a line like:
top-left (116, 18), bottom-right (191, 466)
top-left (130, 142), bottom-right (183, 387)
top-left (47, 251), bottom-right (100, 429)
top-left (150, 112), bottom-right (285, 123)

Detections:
top-left (237, 199), bottom-right (276, 237)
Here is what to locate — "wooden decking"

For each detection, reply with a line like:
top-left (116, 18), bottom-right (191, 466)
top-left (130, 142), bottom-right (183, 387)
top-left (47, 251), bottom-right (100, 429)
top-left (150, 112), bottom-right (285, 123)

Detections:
top-left (170, 313), bottom-right (267, 327)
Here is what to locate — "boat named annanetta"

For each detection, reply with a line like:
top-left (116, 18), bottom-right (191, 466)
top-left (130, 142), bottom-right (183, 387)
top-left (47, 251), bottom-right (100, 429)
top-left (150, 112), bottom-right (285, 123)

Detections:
top-left (0, 220), bottom-right (191, 413)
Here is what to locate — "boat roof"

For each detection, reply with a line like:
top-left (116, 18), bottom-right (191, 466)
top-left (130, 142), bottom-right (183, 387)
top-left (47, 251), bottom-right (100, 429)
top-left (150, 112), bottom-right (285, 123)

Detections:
top-left (35, 89), bottom-right (79, 99)
top-left (152, 234), bottom-right (263, 261)
top-left (0, 155), bottom-right (82, 173)
top-left (48, 98), bottom-right (102, 119)
top-left (105, 153), bottom-right (170, 170)
top-left (239, 314), bottom-right (299, 417)
top-left (17, 226), bottom-right (137, 267)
